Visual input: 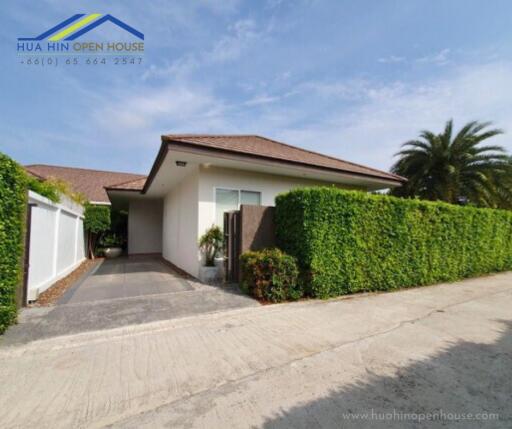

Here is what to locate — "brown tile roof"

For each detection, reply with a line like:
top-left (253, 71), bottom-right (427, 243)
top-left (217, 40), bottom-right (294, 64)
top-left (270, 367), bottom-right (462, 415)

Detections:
top-left (25, 165), bottom-right (146, 203)
top-left (106, 177), bottom-right (147, 191)
top-left (161, 134), bottom-right (405, 183)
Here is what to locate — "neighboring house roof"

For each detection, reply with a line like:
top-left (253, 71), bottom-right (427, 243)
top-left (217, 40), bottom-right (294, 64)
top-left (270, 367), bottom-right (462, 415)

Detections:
top-left (145, 134), bottom-right (404, 192)
top-left (25, 164), bottom-right (146, 203)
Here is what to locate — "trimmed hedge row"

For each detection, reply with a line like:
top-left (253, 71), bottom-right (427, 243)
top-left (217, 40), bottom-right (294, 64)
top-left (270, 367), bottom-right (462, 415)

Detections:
top-left (276, 188), bottom-right (512, 299)
top-left (0, 153), bottom-right (27, 333)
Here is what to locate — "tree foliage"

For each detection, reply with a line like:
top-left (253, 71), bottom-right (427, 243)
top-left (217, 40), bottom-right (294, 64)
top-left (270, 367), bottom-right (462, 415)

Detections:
top-left (0, 152), bottom-right (27, 333)
top-left (84, 204), bottom-right (111, 259)
top-left (391, 120), bottom-right (512, 208)
top-left (27, 175), bottom-right (87, 205)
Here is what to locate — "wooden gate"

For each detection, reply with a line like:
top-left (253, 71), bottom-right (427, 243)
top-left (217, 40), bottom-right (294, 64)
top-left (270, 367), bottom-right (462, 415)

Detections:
top-left (224, 210), bottom-right (241, 283)
top-left (224, 205), bottom-right (277, 284)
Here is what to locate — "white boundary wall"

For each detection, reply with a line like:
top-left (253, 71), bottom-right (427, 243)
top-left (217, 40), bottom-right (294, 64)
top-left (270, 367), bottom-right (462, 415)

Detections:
top-left (27, 191), bottom-right (86, 302)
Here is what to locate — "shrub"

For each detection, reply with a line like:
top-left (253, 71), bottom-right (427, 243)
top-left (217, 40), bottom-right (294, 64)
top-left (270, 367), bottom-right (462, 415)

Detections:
top-left (27, 175), bottom-right (87, 205)
top-left (84, 204), bottom-right (111, 258)
top-left (240, 248), bottom-right (301, 302)
top-left (26, 175), bottom-right (60, 202)
top-left (99, 233), bottom-right (124, 248)
top-left (0, 153), bottom-right (27, 333)
top-left (276, 187), bottom-right (512, 299)
top-left (199, 225), bottom-right (223, 266)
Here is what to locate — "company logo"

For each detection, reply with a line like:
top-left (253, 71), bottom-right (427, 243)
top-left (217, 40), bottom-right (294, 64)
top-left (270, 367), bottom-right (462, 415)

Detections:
top-left (17, 14), bottom-right (144, 62)
top-left (18, 14), bottom-right (144, 41)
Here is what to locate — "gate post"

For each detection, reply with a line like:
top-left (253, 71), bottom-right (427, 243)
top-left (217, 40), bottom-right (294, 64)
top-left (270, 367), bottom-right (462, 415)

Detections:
top-left (223, 210), bottom-right (241, 283)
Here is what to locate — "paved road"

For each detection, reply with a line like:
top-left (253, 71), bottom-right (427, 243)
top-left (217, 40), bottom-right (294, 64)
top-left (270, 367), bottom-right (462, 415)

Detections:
top-left (0, 257), bottom-right (258, 345)
top-left (0, 273), bottom-right (511, 428)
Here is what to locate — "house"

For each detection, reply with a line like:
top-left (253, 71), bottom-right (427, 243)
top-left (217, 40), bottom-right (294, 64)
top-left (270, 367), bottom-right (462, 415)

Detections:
top-left (27, 134), bottom-right (405, 278)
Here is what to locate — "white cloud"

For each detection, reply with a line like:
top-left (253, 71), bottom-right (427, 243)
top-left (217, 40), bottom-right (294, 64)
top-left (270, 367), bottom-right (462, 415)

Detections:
top-left (91, 61), bottom-right (512, 173)
top-left (201, 0), bottom-right (241, 14)
top-left (244, 94), bottom-right (281, 106)
top-left (142, 18), bottom-right (265, 82)
top-left (416, 48), bottom-right (450, 65)
top-left (32, 26), bottom-right (512, 176)
top-left (300, 80), bottom-right (368, 100)
top-left (274, 61), bottom-right (512, 170)
top-left (377, 49), bottom-right (452, 67)
top-left (142, 54), bottom-right (199, 81)
top-left (208, 19), bottom-right (259, 62)
top-left (92, 84), bottom-right (230, 139)
top-left (378, 55), bottom-right (406, 64)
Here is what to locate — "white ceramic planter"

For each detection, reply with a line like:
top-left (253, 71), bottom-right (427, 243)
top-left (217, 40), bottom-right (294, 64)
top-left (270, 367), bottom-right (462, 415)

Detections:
top-left (214, 257), bottom-right (225, 280)
top-left (198, 265), bottom-right (220, 284)
top-left (104, 247), bottom-right (122, 259)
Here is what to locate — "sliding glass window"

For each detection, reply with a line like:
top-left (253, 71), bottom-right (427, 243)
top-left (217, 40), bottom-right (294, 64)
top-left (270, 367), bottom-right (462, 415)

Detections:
top-left (215, 188), bottom-right (262, 228)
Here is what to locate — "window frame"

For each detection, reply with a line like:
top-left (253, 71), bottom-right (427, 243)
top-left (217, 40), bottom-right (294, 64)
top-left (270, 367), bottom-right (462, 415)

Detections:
top-left (214, 187), bottom-right (262, 226)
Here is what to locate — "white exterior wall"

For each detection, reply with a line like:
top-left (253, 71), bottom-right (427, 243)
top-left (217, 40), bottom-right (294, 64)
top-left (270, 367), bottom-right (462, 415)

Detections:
top-left (162, 168), bottom-right (199, 277)
top-left (198, 165), bottom-right (351, 235)
top-left (128, 199), bottom-right (163, 254)
top-left (27, 191), bottom-right (85, 302)
top-left (161, 165), bottom-right (356, 278)
top-left (56, 211), bottom-right (77, 273)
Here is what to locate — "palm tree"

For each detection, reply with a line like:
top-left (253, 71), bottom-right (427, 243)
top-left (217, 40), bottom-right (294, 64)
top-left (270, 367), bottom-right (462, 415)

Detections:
top-left (491, 156), bottom-right (512, 209)
top-left (391, 120), bottom-right (511, 207)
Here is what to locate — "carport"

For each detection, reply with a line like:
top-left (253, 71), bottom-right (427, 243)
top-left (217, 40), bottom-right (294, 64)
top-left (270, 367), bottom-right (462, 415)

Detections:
top-left (59, 256), bottom-right (192, 304)
top-left (106, 183), bottom-right (164, 256)
top-left (1, 256), bottom-right (258, 345)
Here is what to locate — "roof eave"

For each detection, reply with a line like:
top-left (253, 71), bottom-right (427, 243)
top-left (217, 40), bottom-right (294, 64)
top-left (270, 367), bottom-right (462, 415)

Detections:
top-left (141, 139), bottom-right (169, 194)
top-left (157, 137), bottom-right (406, 187)
top-left (140, 137), bottom-right (405, 195)
top-left (105, 187), bottom-right (144, 193)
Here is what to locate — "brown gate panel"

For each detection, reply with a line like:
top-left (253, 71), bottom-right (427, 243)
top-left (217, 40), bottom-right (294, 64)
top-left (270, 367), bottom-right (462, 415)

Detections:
top-left (224, 205), bottom-right (276, 284)
top-left (224, 210), bottom-right (241, 283)
top-left (239, 205), bottom-right (276, 252)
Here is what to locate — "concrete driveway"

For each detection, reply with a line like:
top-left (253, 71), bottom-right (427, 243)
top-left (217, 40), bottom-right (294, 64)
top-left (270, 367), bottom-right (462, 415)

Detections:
top-left (0, 272), bottom-right (511, 428)
top-left (0, 256), bottom-right (258, 345)
top-left (60, 257), bottom-right (195, 304)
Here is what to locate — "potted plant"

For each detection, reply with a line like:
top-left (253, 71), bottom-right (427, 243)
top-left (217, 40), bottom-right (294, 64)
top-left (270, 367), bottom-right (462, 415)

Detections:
top-left (198, 225), bottom-right (223, 284)
top-left (99, 233), bottom-right (124, 259)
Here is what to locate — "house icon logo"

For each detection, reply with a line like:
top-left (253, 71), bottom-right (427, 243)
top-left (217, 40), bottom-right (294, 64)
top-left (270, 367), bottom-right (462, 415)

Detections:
top-left (18, 14), bottom-right (144, 41)
top-left (17, 14), bottom-right (145, 63)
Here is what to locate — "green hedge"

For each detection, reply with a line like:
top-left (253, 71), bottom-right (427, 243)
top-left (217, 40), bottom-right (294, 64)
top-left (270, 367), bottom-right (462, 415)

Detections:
top-left (0, 153), bottom-right (27, 333)
top-left (240, 248), bottom-right (301, 302)
top-left (276, 188), bottom-right (512, 299)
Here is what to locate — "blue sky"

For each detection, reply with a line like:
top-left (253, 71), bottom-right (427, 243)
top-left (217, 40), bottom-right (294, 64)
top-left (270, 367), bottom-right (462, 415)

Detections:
top-left (1, 0), bottom-right (511, 174)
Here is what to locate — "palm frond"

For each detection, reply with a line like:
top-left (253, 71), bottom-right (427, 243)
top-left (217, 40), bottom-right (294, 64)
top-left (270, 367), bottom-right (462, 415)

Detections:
top-left (391, 119), bottom-right (511, 208)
